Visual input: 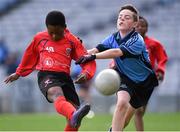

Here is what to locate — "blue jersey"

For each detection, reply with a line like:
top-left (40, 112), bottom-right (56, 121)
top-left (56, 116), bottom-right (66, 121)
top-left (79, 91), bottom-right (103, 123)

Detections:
top-left (96, 30), bottom-right (154, 83)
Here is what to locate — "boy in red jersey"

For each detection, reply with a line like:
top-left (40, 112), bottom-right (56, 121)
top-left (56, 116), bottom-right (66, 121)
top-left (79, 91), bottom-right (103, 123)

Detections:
top-left (4, 10), bottom-right (96, 131)
top-left (133, 16), bottom-right (168, 131)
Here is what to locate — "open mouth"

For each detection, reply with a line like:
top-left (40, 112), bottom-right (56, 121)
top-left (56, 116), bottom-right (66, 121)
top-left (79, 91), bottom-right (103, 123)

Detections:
top-left (119, 22), bottom-right (123, 26)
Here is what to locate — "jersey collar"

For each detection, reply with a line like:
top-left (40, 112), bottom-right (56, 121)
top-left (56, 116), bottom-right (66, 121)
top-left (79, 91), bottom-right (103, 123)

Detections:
top-left (115, 29), bottom-right (137, 45)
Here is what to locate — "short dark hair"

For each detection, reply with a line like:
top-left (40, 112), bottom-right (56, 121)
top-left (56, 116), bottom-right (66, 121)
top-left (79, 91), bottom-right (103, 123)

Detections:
top-left (119, 4), bottom-right (139, 21)
top-left (139, 16), bottom-right (148, 28)
top-left (45, 10), bottom-right (66, 27)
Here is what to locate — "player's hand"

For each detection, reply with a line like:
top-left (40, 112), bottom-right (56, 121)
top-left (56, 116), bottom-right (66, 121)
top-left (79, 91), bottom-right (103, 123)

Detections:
top-left (156, 71), bottom-right (164, 82)
top-left (75, 55), bottom-right (96, 64)
top-left (74, 73), bottom-right (87, 84)
top-left (4, 73), bottom-right (20, 84)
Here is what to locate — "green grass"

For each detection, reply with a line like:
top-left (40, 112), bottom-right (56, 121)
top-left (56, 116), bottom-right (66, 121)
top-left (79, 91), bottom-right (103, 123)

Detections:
top-left (0, 112), bottom-right (180, 131)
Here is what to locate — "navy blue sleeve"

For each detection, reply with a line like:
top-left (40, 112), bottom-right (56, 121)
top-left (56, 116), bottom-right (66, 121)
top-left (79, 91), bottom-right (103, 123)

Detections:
top-left (96, 44), bottom-right (110, 52)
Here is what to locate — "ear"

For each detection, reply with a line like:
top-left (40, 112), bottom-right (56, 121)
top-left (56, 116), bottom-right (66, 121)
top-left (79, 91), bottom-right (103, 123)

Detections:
top-left (133, 21), bottom-right (138, 28)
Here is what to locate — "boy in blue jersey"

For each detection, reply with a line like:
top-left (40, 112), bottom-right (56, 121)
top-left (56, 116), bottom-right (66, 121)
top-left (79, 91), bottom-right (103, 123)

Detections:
top-left (75, 4), bottom-right (158, 131)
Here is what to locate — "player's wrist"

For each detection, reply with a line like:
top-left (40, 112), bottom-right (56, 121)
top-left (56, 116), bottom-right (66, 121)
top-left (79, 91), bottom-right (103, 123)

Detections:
top-left (91, 54), bottom-right (96, 59)
top-left (15, 72), bottom-right (21, 77)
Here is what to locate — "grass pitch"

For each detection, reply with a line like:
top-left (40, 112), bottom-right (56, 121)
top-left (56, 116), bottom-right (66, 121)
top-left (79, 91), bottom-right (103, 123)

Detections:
top-left (0, 112), bottom-right (179, 131)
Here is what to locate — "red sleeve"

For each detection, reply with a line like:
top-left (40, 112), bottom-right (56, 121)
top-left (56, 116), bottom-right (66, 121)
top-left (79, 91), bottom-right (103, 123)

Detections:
top-left (154, 42), bottom-right (168, 75)
top-left (80, 61), bottom-right (96, 80)
top-left (16, 37), bottom-right (39, 77)
top-left (71, 36), bottom-right (96, 80)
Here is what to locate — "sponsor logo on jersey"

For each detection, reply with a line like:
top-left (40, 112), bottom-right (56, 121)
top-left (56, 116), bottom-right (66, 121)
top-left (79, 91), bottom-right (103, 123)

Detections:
top-left (44, 57), bottom-right (54, 67)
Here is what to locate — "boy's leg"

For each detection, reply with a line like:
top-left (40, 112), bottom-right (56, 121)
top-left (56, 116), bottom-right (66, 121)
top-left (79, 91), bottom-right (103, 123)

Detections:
top-left (134, 105), bottom-right (146, 131)
top-left (112, 91), bottom-right (131, 131)
top-left (124, 105), bottom-right (136, 128)
top-left (64, 123), bottom-right (78, 131)
top-left (50, 87), bottom-right (90, 128)
top-left (54, 95), bottom-right (76, 120)
top-left (107, 105), bottom-right (135, 131)
top-left (38, 72), bottom-right (90, 129)
top-left (47, 86), bottom-right (76, 121)
top-left (70, 103), bottom-right (90, 128)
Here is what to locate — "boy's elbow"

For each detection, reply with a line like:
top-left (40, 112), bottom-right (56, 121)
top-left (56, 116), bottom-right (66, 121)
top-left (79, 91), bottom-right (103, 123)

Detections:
top-left (114, 49), bottom-right (123, 57)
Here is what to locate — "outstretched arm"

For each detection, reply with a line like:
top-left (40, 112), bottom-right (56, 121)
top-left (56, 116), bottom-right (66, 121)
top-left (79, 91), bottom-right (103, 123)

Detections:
top-left (88, 48), bottom-right (99, 54)
top-left (4, 73), bottom-right (20, 84)
top-left (95, 48), bottom-right (123, 59)
top-left (76, 48), bottom-right (123, 64)
top-left (4, 36), bottom-right (39, 84)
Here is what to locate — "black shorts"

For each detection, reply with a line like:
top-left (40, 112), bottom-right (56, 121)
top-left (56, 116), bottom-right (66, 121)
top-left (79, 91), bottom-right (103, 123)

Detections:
top-left (118, 73), bottom-right (158, 109)
top-left (37, 71), bottom-right (80, 106)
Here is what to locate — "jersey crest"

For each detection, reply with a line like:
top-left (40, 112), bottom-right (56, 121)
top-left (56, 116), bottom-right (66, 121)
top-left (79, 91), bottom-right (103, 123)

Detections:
top-left (66, 48), bottom-right (72, 57)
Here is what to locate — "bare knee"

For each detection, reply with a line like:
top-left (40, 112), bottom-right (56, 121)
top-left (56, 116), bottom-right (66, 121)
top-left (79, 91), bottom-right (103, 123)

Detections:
top-left (47, 86), bottom-right (64, 102)
top-left (116, 99), bottom-right (129, 112)
top-left (135, 106), bottom-right (146, 117)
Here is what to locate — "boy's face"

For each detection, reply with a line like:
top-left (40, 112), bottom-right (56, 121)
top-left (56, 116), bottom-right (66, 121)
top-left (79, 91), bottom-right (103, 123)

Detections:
top-left (135, 19), bottom-right (148, 38)
top-left (47, 25), bottom-right (65, 41)
top-left (117, 9), bottom-right (138, 32)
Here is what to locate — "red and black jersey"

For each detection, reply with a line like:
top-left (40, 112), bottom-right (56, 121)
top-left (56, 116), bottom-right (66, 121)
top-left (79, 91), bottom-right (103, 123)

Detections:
top-left (16, 29), bottom-right (96, 80)
top-left (144, 36), bottom-right (168, 75)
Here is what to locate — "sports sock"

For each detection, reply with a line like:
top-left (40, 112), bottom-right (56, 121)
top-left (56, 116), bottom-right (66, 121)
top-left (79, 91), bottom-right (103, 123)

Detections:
top-left (54, 96), bottom-right (76, 120)
top-left (64, 123), bottom-right (78, 131)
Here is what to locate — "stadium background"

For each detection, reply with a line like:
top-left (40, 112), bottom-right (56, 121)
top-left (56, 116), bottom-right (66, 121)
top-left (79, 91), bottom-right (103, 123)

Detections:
top-left (0, 0), bottom-right (180, 131)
